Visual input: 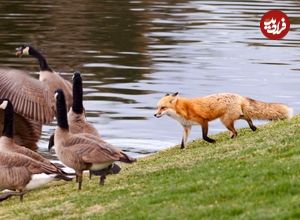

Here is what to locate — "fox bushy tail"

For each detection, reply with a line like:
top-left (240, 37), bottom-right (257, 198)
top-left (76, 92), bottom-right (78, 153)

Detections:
top-left (242, 98), bottom-right (293, 120)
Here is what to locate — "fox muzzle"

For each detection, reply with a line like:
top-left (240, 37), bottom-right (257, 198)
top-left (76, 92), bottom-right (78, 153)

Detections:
top-left (154, 113), bottom-right (162, 118)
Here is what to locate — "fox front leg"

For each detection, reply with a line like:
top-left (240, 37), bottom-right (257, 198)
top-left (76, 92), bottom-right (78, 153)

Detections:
top-left (181, 126), bottom-right (191, 149)
top-left (201, 121), bottom-right (216, 143)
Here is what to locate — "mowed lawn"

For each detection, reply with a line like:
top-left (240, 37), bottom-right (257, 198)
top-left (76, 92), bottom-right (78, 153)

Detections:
top-left (1, 116), bottom-right (300, 220)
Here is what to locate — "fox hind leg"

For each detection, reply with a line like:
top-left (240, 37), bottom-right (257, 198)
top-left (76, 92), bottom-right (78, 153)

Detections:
top-left (221, 117), bottom-right (238, 138)
top-left (245, 118), bottom-right (257, 131)
top-left (239, 116), bottom-right (257, 131)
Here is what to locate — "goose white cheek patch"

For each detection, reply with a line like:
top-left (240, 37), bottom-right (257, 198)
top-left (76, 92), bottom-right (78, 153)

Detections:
top-left (0, 101), bottom-right (8, 109)
top-left (23, 47), bottom-right (30, 55)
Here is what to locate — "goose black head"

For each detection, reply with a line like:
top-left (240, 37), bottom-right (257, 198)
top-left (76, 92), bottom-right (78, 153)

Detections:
top-left (16, 45), bottom-right (51, 71)
top-left (16, 45), bottom-right (31, 57)
top-left (54, 89), bottom-right (69, 130)
top-left (72, 71), bottom-right (84, 114)
top-left (72, 71), bottom-right (82, 81)
top-left (54, 89), bottom-right (66, 108)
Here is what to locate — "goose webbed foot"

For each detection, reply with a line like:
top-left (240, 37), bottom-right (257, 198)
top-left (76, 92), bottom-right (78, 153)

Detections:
top-left (0, 191), bottom-right (25, 202)
top-left (17, 190), bottom-right (25, 202)
top-left (99, 175), bottom-right (106, 186)
top-left (76, 172), bottom-right (83, 190)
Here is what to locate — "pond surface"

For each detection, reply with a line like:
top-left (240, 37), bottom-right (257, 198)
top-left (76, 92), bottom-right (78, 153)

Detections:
top-left (0, 0), bottom-right (300, 158)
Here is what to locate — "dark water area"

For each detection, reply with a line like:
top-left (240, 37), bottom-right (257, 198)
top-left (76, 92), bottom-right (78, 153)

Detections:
top-left (0, 0), bottom-right (300, 158)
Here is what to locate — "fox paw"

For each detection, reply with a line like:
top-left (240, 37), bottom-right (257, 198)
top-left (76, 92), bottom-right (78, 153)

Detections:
top-left (204, 138), bottom-right (216, 143)
top-left (251, 126), bottom-right (257, 131)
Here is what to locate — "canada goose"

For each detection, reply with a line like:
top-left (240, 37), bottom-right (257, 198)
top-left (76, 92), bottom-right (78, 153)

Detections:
top-left (0, 45), bottom-right (72, 150)
top-left (0, 151), bottom-right (71, 202)
top-left (69, 72), bottom-right (101, 180)
top-left (16, 45), bottom-right (72, 110)
top-left (53, 89), bottom-right (136, 190)
top-left (0, 99), bottom-right (73, 176)
top-left (48, 71), bottom-right (101, 179)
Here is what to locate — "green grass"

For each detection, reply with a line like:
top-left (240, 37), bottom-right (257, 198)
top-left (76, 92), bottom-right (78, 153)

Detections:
top-left (1, 116), bottom-right (300, 220)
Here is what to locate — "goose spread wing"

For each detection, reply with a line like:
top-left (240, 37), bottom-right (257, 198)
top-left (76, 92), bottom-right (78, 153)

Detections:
top-left (0, 68), bottom-right (55, 123)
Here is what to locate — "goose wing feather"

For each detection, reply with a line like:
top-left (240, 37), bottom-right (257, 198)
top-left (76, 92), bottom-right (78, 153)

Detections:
top-left (9, 144), bottom-right (46, 163)
top-left (0, 68), bottom-right (55, 123)
top-left (64, 134), bottom-right (122, 163)
top-left (0, 153), bottom-right (54, 174)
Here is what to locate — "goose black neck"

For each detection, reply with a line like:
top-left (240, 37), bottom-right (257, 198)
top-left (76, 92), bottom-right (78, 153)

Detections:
top-left (2, 101), bottom-right (14, 138)
top-left (29, 47), bottom-right (52, 72)
top-left (56, 91), bottom-right (69, 130)
top-left (72, 76), bottom-right (84, 114)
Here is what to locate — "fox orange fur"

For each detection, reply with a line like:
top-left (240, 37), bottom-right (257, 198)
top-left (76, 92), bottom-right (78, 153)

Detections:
top-left (154, 92), bottom-right (293, 148)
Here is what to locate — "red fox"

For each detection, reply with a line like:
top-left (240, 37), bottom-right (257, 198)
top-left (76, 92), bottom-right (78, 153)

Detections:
top-left (154, 92), bottom-right (293, 148)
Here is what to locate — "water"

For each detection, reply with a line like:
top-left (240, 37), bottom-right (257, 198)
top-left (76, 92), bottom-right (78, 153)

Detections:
top-left (0, 0), bottom-right (300, 158)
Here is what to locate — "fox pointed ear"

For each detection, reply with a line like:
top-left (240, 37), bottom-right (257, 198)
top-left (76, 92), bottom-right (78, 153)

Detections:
top-left (165, 93), bottom-right (170, 96)
top-left (170, 93), bottom-right (178, 104)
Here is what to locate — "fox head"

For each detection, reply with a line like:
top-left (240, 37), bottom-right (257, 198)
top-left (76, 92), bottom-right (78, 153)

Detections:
top-left (154, 92), bottom-right (179, 118)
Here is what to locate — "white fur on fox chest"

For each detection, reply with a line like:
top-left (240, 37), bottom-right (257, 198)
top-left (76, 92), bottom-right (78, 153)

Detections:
top-left (166, 109), bottom-right (197, 126)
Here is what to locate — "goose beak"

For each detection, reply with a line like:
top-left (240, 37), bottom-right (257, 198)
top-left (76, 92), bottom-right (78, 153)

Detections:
top-left (15, 47), bottom-right (23, 57)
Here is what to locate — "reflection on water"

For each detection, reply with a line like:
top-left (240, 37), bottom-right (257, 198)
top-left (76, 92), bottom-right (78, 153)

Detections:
top-left (0, 0), bottom-right (300, 158)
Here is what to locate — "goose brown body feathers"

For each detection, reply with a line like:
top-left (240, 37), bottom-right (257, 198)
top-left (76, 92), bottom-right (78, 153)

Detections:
top-left (0, 152), bottom-right (57, 190)
top-left (67, 110), bottom-right (100, 137)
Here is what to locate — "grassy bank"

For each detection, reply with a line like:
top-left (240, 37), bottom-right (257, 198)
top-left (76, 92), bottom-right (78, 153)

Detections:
top-left (1, 116), bottom-right (300, 220)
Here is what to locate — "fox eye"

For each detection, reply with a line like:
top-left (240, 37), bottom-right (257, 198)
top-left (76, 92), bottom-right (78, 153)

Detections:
top-left (161, 106), bottom-right (167, 110)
